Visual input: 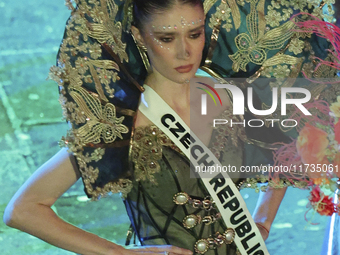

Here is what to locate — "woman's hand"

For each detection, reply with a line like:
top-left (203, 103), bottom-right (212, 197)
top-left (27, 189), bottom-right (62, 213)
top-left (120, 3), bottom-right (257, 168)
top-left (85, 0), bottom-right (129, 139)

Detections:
top-left (255, 223), bottom-right (269, 242)
top-left (252, 186), bottom-right (287, 241)
top-left (125, 245), bottom-right (193, 255)
top-left (4, 148), bottom-right (123, 255)
top-left (3, 148), bottom-right (193, 255)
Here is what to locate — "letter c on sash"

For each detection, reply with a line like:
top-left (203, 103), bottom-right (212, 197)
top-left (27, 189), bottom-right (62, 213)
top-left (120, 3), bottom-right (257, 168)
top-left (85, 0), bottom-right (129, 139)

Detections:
top-left (161, 114), bottom-right (176, 128)
top-left (191, 144), bottom-right (204, 160)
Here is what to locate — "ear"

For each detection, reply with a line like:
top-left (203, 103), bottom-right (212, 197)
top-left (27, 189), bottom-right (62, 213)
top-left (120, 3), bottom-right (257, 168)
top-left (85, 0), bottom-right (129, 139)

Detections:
top-left (131, 25), bottom-right (146, 47)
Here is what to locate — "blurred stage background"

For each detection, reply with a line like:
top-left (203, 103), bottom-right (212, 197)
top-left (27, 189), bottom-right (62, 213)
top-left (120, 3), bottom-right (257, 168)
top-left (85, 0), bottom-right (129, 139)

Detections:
top-left (0, 0), bottom-right (332, 254)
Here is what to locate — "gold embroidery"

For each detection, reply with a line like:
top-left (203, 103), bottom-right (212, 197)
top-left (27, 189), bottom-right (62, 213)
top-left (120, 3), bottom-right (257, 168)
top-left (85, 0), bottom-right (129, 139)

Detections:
top-left (131, 122), bottom-right (246, 183)
top-left (204, 0), bottom-right (218, 14)
top-left (122, 0), bottom-right (133, 31)
top-left (96, 67), bottom-right (117, 98)
top-left (87, 62), bottom-right (109, 102)
top-left (262, 53), bottom-right (300, 67)
top-left (227, 0), bottom-right (241, 30)
top-left (76, 0), bottom-right (128, 63)
top-left (229, 0), bottom-right (296, 72)
top-left (257, 0), bottom-right (266, 38)
top-left (131, 125), bottom-right (181, 183)
top-left (260, 66), bottom-right (274, 78)
top-left (207, 0), bottom-right (241, 32)
top-left (266, 8), bottom-right (282, 27)
top-left (203, 0), bottom-right (335, 73)
top-left (53, 0), bottom-right (337, 199)
top-left (48, 0), bottom-right (139, 199)
top-left (240, 174), bottom-right (309, 192)
top-left (288, 37), bottom-right (305, 55)
top-left (208, 1), bottom-right (233, 32)
top-left (69, 87), bottom-right (128, 144)
top-left (60, 130), bottom-right (133, 199)
top-left (272, 65), bottom-right (291, 78)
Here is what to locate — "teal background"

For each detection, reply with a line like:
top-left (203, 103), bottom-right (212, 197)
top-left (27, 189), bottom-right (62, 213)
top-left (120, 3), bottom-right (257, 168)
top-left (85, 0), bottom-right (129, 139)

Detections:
top-left (0, 0), bottom-right (331, 254)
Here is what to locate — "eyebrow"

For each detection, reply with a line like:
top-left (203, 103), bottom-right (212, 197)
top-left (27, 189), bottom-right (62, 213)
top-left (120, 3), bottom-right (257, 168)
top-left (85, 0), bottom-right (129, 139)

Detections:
top-left (152, 24), bottom-right (205, 35)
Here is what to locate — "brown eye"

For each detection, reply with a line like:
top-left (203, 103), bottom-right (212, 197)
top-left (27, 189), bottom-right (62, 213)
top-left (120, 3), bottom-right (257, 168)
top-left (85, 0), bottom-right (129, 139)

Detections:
top-left (160, 37), bottom-right (173, 43)
top-left (190, 32), bottom-right (202, 39)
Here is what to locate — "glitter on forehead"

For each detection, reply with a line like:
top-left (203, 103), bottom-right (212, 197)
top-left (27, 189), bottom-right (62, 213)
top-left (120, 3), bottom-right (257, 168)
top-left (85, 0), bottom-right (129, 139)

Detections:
top-left (147, 15), bottom-right (204, 51)
top-left (181, 16), bottom-right (186, 28)
top-left (149, 16), bottom-right (203, 33)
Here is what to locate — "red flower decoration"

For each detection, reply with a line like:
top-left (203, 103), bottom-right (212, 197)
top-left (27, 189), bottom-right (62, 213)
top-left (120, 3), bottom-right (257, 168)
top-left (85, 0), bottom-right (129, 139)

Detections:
top-left (309, 186), bottom-right (335, 216)
top-left (335, 121), bottom-right (340, 144)
top-left (296, 124), bottom-right (329, 165)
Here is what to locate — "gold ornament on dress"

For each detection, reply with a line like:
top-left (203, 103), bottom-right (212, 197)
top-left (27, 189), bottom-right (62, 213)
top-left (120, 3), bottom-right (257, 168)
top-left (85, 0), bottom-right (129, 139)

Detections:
top-left (229, 1), bottom-right (296, 72)
top-left (131, 125), bottom-right (182, 183)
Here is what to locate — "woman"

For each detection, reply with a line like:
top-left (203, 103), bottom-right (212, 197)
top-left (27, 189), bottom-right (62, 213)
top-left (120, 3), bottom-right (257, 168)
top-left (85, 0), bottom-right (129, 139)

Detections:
top-left (3, 0), bottom-right (285, 254)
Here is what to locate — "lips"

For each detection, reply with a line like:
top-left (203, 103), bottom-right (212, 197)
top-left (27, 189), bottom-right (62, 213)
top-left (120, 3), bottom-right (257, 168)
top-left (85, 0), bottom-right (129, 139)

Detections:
top-left (175, 64), bottom-right (193, 73)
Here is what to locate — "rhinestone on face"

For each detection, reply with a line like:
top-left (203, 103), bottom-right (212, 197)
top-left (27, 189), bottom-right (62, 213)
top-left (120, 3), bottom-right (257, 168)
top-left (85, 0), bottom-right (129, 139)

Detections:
top-left (195, 239), bottom-right (209, 254)
top-left (173, 192), bottom-right (189, 205)
top-left (224, 228), bottom-right (235, 244)
top-left (183, 214), bottom-right (199, 229)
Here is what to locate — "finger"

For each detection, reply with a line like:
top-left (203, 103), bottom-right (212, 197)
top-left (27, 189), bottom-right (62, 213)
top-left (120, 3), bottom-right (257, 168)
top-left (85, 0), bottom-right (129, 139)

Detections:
top-left (128, 249), bottom-right (171, 255)
top-left (130, 251), bottom-right (178, 255)
top-left (130, 245), bottom-right (192, 255)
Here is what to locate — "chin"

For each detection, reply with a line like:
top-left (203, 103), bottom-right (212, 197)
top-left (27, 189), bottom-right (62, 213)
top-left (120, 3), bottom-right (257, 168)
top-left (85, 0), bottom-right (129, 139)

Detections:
top-left (180, 72), bottom-right (197, 83)
top-left (177, 76), bottom-right (192, 84)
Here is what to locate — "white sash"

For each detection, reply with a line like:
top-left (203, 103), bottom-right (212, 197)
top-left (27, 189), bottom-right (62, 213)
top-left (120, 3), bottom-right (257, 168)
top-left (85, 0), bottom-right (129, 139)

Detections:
top-left (139, 85), bottom-right (269, 255)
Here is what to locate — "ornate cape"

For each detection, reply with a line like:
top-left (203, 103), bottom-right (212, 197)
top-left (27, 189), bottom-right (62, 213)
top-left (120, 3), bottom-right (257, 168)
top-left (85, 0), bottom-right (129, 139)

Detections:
top-left (50, 0), bottom-right (337, 199)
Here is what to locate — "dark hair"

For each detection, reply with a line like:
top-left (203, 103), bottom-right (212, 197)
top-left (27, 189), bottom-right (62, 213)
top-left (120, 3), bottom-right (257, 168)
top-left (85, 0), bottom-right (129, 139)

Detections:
top-left (133, 0), bottom-right (203, 32)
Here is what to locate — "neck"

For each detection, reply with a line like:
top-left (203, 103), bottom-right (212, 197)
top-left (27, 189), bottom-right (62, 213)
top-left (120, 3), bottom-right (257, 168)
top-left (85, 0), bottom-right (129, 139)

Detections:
top-left (144, 73), bottom-right (191, 110)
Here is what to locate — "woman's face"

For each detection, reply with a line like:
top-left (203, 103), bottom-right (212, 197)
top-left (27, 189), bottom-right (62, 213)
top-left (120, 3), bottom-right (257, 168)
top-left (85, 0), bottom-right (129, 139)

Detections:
top-left (135, 3), bottom-right (205, 84)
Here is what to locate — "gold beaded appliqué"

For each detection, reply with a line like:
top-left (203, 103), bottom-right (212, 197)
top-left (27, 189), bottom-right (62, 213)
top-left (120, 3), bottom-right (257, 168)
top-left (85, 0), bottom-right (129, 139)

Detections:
top-left (130, 125), bottom-right (182, 183)
top-left (50, 0), bottom-right (134, 199)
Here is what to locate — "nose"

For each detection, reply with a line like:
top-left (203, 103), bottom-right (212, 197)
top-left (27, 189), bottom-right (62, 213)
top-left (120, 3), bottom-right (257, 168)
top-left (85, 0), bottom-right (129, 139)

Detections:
top-left (176, 37), bottom-right (190, 59)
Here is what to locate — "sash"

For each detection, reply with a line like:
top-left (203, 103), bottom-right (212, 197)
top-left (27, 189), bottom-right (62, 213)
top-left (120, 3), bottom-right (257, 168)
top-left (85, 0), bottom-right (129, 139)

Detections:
top-left (139, 85), bottom-right (269, 255)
